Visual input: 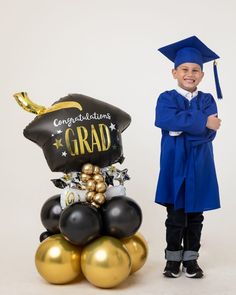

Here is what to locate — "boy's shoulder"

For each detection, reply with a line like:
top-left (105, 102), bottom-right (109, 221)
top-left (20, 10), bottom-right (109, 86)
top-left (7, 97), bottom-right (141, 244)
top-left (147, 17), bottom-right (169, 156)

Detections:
top-left (198, 91), bottom-right (217, 105)
top-left (198, 90), bottom-right (214, 97)
top-left (159, 89), bottom-right (176, 97)
top-left (157, 90), bottom-right (176, 101)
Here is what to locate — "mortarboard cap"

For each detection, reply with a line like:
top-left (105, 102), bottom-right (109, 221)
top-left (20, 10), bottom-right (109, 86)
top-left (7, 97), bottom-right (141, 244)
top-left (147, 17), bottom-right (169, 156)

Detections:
top-left (14, 92), bottom-right (131, 173)
top-left (158, 36), bottom-right (222, 99)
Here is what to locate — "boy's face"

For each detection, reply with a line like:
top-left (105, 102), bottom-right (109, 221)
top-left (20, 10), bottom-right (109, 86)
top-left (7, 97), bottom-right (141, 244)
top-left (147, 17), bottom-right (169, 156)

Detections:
top-left (172, 63), bottom-right (204, 92)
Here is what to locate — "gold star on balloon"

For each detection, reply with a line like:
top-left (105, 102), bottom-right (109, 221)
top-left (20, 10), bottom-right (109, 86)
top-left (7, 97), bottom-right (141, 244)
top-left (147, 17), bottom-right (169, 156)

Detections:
top-left (53, 138), bottom-right (63, 149)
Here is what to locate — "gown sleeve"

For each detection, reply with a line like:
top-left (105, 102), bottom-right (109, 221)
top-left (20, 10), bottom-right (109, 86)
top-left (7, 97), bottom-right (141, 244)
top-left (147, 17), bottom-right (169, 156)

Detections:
top-left (155, 92), bottom-right (208, 135)
top-left (185, 94), bottom-right (218, 146)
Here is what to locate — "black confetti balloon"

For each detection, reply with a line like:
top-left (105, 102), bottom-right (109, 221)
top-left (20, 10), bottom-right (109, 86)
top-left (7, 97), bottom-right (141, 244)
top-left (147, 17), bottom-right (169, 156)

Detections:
top-left (40, 195), bottom-right (62, 233)
top-left (59, 202), bottom-right (102, 246)
top-left (101, 196), bottom-right (142, 238)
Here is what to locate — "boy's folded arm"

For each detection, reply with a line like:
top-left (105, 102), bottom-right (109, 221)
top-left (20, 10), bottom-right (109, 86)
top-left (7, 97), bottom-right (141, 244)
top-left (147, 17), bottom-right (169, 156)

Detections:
top-left (202, 93), bottom-right (218, 117)
top-left (185, 95), bottom-right (218, 144)
top-left (155, 94), bottom-right (208, 135)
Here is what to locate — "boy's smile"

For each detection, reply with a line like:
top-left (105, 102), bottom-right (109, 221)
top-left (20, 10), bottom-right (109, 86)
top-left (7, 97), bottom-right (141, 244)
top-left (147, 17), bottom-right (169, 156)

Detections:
top-left (172, 63), bottom-right (204, 93)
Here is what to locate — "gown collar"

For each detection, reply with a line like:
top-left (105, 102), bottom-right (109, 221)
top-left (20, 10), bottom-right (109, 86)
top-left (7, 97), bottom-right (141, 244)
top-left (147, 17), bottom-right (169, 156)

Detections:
top-left (175, 86), bottom-right (198, 100)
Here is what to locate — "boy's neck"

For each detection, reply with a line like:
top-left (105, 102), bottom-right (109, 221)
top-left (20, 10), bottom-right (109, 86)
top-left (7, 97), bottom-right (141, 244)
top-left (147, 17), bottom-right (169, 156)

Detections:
top-left (176, 86), bottom-right (198, 100)
top-left (177, 85), bottom-right (198, 93)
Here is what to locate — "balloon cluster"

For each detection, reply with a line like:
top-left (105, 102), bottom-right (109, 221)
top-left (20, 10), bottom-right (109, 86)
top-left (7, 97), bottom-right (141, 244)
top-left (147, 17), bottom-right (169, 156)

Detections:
top-left (82, 163), bottom-right (107, 207)
top-left (14, 92), bottom-right (148, 288)
top-left (38, 163), bottom-right (147, 288)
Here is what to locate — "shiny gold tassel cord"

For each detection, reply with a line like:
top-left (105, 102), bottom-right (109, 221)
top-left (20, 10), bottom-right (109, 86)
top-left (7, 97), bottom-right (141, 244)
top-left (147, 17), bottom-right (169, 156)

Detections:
top-left (13, 92), bottom-right (47, 115)
top-left (13, 92), bottom-right (83, 115)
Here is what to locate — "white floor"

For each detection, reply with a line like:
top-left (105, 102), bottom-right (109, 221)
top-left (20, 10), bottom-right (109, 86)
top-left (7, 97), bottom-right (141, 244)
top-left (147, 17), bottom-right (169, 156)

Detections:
top-left (1, 209), bottom-right (235, 295)
top-left (1, 245), bottom-right (234, 295)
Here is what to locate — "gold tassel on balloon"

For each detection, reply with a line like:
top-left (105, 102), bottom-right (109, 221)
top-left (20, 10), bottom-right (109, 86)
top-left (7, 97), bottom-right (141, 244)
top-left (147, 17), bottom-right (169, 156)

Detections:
top-left (13, 92), bottom-right (83, 116)
top-left (14, 92), bottom-right (47, 115)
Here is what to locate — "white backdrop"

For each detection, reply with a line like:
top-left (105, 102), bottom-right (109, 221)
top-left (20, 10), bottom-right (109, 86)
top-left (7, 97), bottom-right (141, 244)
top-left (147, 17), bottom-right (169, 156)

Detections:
top-left (1, 1), bottom-right (235, 294)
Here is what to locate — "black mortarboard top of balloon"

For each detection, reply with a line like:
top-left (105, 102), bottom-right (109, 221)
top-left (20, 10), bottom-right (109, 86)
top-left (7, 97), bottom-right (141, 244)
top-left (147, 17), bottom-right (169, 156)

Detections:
top-left (14, 92), bottom-right (148, 288)
top-left (20, 93), bottom-right (131, 172)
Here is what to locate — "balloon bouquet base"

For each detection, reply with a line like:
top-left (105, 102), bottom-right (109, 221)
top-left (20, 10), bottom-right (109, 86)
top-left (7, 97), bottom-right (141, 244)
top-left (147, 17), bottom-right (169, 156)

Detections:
top-left (36, 233), bottom-right (148, 288)
top-left (36, 163), bottom-right (148, 288)
top-left (14, 92), bottom-right (148, 289)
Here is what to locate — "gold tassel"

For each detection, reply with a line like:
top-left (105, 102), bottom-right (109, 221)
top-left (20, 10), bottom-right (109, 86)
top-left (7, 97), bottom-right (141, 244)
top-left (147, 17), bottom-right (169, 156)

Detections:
top-left (13, 92), bottom-right (83, 115)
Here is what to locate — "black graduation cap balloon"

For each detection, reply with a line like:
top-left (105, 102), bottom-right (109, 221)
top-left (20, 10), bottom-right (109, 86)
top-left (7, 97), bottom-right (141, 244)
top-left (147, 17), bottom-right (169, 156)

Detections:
top-left (14, 92), bottom-right (131, 172)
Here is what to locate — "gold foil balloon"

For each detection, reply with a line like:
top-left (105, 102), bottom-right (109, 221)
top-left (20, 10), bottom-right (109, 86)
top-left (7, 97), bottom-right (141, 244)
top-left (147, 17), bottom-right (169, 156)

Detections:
top-left (80, 163), bottom-right (107, 208)
top-left (95, 182), bottom-right (107, 193)
top-left (81, 173), bottom-right (91, 182)
top-left (14, 94), bottom-right (131, 173)
top-left (86, 179), bottom-right (96, 191)
top-left (93, 165), bottom-right (101, 174)
top-left (122, 232), bottom-right (148, 274)
top-left (82, 163), bottom-right (94, 175)
top-left (35, 234), bottom-right (81, 284)
top-left (93, 174), bottom-right (104, 183)
top-left (86, 191), bottom-right (95, 202)
top-left (81, 236), bottom-right (131, 288)
top-left (93, 193), bottom-right (106, 205)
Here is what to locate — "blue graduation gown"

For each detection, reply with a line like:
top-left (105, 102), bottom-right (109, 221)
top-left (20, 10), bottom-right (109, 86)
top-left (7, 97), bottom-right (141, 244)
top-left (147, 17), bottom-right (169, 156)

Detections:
top-left (155, 90), bottom-right (220, 213)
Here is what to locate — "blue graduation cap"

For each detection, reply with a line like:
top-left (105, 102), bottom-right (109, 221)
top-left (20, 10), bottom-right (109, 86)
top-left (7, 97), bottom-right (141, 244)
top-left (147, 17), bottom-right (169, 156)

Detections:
top-left (158, 36), bottom-right (222, 99)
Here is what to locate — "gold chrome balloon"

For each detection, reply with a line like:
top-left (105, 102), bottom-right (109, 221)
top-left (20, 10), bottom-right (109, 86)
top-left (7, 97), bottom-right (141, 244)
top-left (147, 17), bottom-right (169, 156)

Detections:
top-left (93, 165), bottom-right (101, 175)
top-left (93, 174), bottom-right (104, 183)
top-left (122, 232), bottom-right (148, 274)
top-left (81, 173), bottom-right (91, 182)
top-left (35, 234), bottom-right (81, 284)
top-left (95, 182), bottom-right (107, 193)
top-left (81, 236), bottom-right (131, 288)
top-left (86, 179), bottom-right (96, 191)
top-left (82, 163), bottom-right (94, 175)
top-left (86, 191), bottom-right (95, 202)
top-left (93, 193), bottom-right (106, 205)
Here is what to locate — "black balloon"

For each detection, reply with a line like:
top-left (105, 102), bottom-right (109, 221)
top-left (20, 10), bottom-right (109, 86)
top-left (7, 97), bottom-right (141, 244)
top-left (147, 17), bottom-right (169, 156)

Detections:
top-left (101, 196), bottom-right (142, 238)
top-left (40, 195), bottom-right (62, 233)
top-left (39, 231), bottom-right (54, 242)
top-left (59, 202), bottom-right (102, 246)
top-left (23, 94), bottom-right (131, 172)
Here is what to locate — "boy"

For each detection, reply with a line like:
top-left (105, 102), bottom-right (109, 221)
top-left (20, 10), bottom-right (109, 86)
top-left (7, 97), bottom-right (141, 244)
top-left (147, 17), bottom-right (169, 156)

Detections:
top-left (154, 36), bottom-right (222, 278)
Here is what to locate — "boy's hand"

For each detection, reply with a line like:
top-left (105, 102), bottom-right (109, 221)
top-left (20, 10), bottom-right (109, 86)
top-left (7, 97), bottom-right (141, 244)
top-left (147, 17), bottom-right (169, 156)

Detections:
top-left (206, 114), bottom-right (221, 131)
